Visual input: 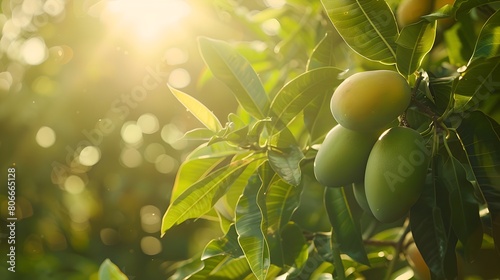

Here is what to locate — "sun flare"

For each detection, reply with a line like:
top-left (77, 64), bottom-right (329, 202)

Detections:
top-left (105, 0), bottom-right (191, 42)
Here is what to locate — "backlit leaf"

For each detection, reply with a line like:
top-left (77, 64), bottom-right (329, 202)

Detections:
top-left (321, 0), bottom-right (398, 64)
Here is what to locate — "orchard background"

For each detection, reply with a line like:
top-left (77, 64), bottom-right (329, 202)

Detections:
top-left (0, 0), bottom-right (499, 279)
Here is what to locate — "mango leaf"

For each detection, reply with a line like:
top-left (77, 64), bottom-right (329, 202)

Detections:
top-left (168, 85), bottom-right (223, 132)
top-left (321, 0), bottom-right (398, 64)
top-left (469, 9), bottom-right (500, 63)
top-left (235, 172), bottom-right (270, 280)
top-left (303, 90), bottom-right (337, 144)
top-left (453, 57), bottom-right (500, 113)
top-left (202, 224), bottom-right (244, 260)
top-left (438, 155), bottom-right (482, 258)
top-left (453, 0), bottom-right (500, 20)
top-left (307, 31), bottom-right (348, 70)
top-left (457, 111), bottom-right (500, 252)
top-left (178, 128), bottom-right (215, 141)
top-left (198, 37), bottom-right (269, 119)
top-left (410, 162), bottom-right (458, 279)
top-left (170, 141), bottom-right (244, 201)
top-left (396, 21), bottom-right (436, 76)
top-left (281, 222), bottom-right (309, 275)
top-left (324, 187), bottom-right (369, 265)
top-left (268, 67), bottom-right (343, 134)
top-left (161, 158), bottom-right (253, 235)
top-left (267, 145), bottom-right (304, 187)
top-left (98, 259), bottom-right (128, 280)
top-left (266, 179), bottom-right (302, 233)
top-left (208, 257), bottom-right (253, 279)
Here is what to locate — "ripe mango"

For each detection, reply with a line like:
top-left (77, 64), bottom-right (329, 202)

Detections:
top-left (330, 70), bottom-right (411, 132)
top-left (364, 127), bottom-right (430, 223)
top-left (396, 0), bottom-right (433, 28)
top-left (314, 125), bottom-right (379, 187)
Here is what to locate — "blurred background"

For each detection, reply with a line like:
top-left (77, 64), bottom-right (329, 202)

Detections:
top-left (0, 0), bottom-right (293, 278)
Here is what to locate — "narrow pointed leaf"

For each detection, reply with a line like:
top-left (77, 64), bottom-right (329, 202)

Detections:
top-left (438, 155), bottom-right (482, 258)
top-left (199, 37), bottom-right (269, 119)
top-left (202, 224), bottom-right (243, 260)
top-left (179, 128), bottom-right (215, 141)
top-left (410, 161), bottom-right (458, 279)
top-left (266, 179), bottom-right (302, 233)
top-left (321, 0), bottom-right (398, 64)
top-left (281, 222), bottom-right (309, 274)
top-left (170, 141), bottom-right (243, 202)
top-left (235, 172), bottom-right (270, 280)
top-left (453, 57), bottom-right (500, 113)
top-left (396, 21), bottom-right (437, 76)
top-left (454, 0), bottom-right (500, 20)
top-left (269, 67), bottom-right (343, 134)
top-left (469, 9), bottom-right (500, 63)
top-left (162, 159), bottom-right (252, 235)
top-left (98, 259), bottom-right (129, 280)
top-left (169, 85), bottom-right (222, 132)
top-left (324, 187), bottom-right (369, 265)
top-left (267, 145), bottom-right (304, 187)
top-left (457, 111), bottom-right (500, 252)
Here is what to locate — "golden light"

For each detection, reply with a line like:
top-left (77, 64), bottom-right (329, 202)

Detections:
top-left (105, 0), bottom-right (191, 42)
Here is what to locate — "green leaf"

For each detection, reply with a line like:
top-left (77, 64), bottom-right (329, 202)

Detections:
top-left (456, 111), bottom-right (500, 252)
top-left (202, 224), bottom-right (244, 260)
top-left (469, 9), bottom-right (500, 63)
top-left (162, 159), bottom-right (253, 235)
top-left (321, 0), bottom-right (398, 64)
top-left (170, 141), bottom-right (244, 202)
top-left (198, 37), bottom-right (269, 119)
top-left (410, 163), bottom-right (458, 279)
top-left (303, 90), bottom-right (337, 144)
top-left (179, 128), bottom-right (215, 141)
top-left (235, 172), bottom-right (270, 280)
top-left (266, 179), bottom-right (302, 233)
top-left (453, 57), bottom-right (500, 113)
top-left (98, 259), bottom-right (128, 280)
top-left (168, 85), bottom-right (222, 132)
top-left (396, 21), bottom-right (437, 76)
top-left (307, 32), bottom-right (348, 70)
top-left (438, 155), bottom-right (482, 258)
top-left (268, 67), bottom-right (343, 134)
top-left (453, 0), bottom-right (500, 20)
top-left (267, 145), bottom-right (304, 187)
top-left (324, 187), bottom-right (369, 265)
top-left (281, 222), bottom-right (309, 275)
top-left (208, 257), bottom-right (253, 279)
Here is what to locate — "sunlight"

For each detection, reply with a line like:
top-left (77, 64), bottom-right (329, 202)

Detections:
top-left (105, 0), bottom-right (191, 42)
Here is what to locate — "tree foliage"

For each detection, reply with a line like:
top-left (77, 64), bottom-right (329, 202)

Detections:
top-left (158, 0), bottom-right (500, 279)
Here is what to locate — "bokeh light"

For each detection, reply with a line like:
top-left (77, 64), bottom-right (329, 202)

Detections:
top-left (168, 68), bottom-right (191, 89)
top-left (140, 205), bottom-right (161, 233)
top-left (137, 113), bottom-right (159, 134)
top-left (140, 236), bottom-right (162, 255)
top-left (120, 147), bottom-right (142, 168)
top-left (79, 146), bottom-right (101, 167)
top-left (155, 154), bottom-right (177, 174)
top-left (64, 175), bottom-right (85, 194)
top-left (21, 37), bottom-right (47, 65)
top-left (121, 122), bottom-right (143, 145)
top-left (36, 126), bottom-right (56, 148)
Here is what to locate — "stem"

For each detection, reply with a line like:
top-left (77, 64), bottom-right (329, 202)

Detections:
top-left (331, 229), bottom-right (346, 280)
top-left (383, 220), bottom-right (411, 280)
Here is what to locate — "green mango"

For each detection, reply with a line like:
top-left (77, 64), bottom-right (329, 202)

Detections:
top-left (330, 70), bottom-right (411, 132)
top-left (352, 182), bottom-right (372, 215)
top-left (365, 127), bottom-right (430, 223)
top-left (314, 125), bottom-right (379, 187)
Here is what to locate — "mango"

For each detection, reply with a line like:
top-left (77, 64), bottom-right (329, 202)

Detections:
top-left (396, 0), bottom-right (433, 28)
top-left (314, 125), bottom-right (379, 187)
top-left (364, 127), bottom-right (430, 222)
top-left (352, 182), bottom-right (372, 215)
top-left (330, 70), bottom-right (411, 132)
top-left (405, 242), bottom-right (431, 280)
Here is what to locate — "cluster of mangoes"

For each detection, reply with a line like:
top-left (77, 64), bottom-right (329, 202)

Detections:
top-left (314, 70), bottom-right (431, 223)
